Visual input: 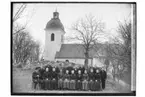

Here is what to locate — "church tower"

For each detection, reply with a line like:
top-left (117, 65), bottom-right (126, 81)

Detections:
top-left (44, 10), bottom-right (65, 61)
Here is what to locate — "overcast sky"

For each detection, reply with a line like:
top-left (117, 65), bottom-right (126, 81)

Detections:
top-left (15, 3), bottom-right (132, 47)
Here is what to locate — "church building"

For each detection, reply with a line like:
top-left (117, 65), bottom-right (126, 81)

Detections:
top-left (43, 10), bottom-right (104, 67)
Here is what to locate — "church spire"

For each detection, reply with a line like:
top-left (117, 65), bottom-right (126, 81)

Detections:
top-left (55, 7), bottom-right (57, 12)
top-left (53, 8), bottom-right (59, 19)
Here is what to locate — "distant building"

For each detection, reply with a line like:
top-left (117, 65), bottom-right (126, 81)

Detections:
top-left (43, 10), bottom-right (104, 67)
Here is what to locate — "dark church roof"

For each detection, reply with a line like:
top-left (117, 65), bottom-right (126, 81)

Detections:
top-left (45, 18), bottom-right (64, 31)
top-left (55, 44), bottom-right (96, 59)
top-left (45, 11), bottom-right (65, 31)
top-left (55, 43), bottom-right (123, 59)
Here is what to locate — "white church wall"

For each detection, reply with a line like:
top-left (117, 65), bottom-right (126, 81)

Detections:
top-left (44, 29), bottom-right (64, 61)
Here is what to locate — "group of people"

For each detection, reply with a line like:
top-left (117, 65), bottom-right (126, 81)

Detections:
top-left (32, 64), bottom-right (107, 91)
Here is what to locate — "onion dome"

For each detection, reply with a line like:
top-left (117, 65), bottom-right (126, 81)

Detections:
top-left (45, 11), bottom-right (64, 31)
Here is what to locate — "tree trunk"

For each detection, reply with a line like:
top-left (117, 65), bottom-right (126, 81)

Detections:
top-left (84, 51), bottom-right (89, 68)
top-left (105, 59), bottom-right (109, 72)
top-left (112, 65), bottom-right (116, 81)
top-left (84, 58), bottom-right (88, 68)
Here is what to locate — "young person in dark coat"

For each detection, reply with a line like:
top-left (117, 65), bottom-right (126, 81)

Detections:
top-left (81, 66), bottom-right (85, 74)
top-left (58, 68), bottom-right (64, 90)
top-left (100, 68), bottom-right (107, 90)
top-left (38, 67), bottom-right (45, 90)
top-left (82, 69), bottom-right (89, 91)
top-left (76, 70), bottom-right (82, 90)
top-left (88, 68), bottom-right (95, 91)
top-left (70, 69), bottom-right (76, 90)
top-left (56, 66), bottom-right (60, 74)
top-left (32, 68), bottom-right (40, 89)
top-left (74, 67), bottom-right (78, 75)
top-left (63, 70), bottom-right (70, 90)
top-left (43, 67), bottom-right (51, 90)
top-left (51, 67), bottom-right (58, 90)
top-left (94, 68), bottom-right (102, 91)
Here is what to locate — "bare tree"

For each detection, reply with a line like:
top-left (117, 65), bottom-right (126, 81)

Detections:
top-left (13, 4), bottom-right (35, 35)
top-left (117, 21), bottom-right (131, 68)
top-left (13, 4), bottom-right (27, 35)
top-left (13, 31), bottom-right (41, 67)
top-left (70, 15), bottom-right (105, 68)
top-left (12, 4), bottom-right (38, 67)
top-left (13, 4), bottom-right (27, 22)
top-left (102, 20), bottom-right (132, 81)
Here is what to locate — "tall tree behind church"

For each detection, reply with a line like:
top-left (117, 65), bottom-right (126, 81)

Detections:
top-left (71, 15), bottom-right (105, 68)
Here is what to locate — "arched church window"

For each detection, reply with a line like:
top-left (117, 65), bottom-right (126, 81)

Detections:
top-left (51, 33), bottom-right (55, 41)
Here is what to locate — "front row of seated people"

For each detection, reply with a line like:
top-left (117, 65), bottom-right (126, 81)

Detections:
top-left (32, 65), bottom-right (107, 91)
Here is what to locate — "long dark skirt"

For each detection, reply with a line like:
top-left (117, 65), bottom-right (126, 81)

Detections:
top-left (76, 80), bottom-right (82, 90)
top-left (58, 79), bottom-right (63, 90)
top-left (44, 79), bottom-right (51, 90)
top-left (89, 80), bottom-right (95, 91)
top-left (94, 80), bottom-right (102, 91)
top-left (102, 79), bottom-right (106, 89)
top-left (70, 80), bottom-right (76, 90)
top-left (82, 80), bottom-right (88, 91)
top-left (51, 79), bottom-right (57, 90)
top-left (63, 79), bottom-right (69, 90)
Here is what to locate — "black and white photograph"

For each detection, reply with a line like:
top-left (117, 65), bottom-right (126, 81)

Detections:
top-left (11, 2), bottom-right (136, 96)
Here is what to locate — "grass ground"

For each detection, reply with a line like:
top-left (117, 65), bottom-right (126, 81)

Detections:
top-left (121, 70), bottom-right (131, 85)
top-left (12, 67), bottom-right (131, 93)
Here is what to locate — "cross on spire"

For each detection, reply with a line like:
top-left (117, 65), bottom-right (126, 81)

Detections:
top-left (55, 7), bottom-right (57, 12)
top-left (55, 4), bottom-right (58, 12)
top-left (53, 7), bottom-right (59, 19)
